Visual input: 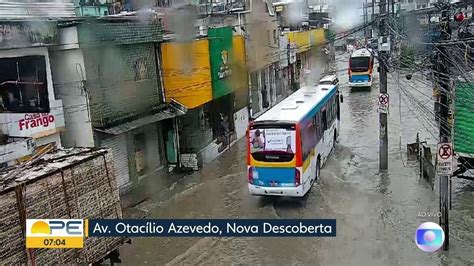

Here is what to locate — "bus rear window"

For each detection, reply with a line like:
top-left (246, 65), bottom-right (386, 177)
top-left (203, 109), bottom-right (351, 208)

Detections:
top-left (350, 57), bottom-right (370, 72)
top-left (249, 127), bottom-right (296, 162)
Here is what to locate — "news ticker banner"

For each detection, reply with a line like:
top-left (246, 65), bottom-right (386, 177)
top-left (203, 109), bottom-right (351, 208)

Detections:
top-left (25, 219), bottom-right (336, 248)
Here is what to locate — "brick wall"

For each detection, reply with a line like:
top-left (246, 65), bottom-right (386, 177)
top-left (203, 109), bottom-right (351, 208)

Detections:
top-left (84, 42), bottom-right (163, 128)
top-left (78, 21), bottom-right (162, 47)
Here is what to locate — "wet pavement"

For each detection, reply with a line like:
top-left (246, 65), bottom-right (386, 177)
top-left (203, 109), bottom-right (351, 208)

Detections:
top-left (119, 53), bottom-right (474, 265)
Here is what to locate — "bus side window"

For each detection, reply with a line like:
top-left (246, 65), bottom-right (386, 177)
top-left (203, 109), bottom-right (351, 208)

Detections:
top-left (322, 109), bottom-right (328, 131)
top-left (314, 113), bottom-right (321, 142)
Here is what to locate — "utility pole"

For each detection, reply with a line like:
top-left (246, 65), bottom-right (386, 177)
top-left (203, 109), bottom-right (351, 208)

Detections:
top-left (437, 2), bottom-right (452, 251)
top-left (364, 1), bottom-right (368, 42)
top-left (379, 0), bottom-right (389, 170)
top-left (372, 0), bottom-right (375, 38)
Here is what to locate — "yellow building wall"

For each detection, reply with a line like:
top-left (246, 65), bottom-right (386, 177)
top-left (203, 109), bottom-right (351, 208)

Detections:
top-left (284, 31), bottom-right (311, 53)
top-left (310, 28), bottom-right (326, 46)
top-left (161, 40), bottom-right (213, 109)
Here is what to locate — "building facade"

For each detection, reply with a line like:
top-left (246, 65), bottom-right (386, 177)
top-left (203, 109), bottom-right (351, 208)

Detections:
top-left (53, 17), bottom-right (185, 192)
top-left (0, 2), bottom-right (74, 166)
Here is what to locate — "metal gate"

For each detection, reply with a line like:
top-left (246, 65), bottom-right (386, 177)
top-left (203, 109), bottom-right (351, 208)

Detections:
top-left (101, 134), bottom-right (131, 192)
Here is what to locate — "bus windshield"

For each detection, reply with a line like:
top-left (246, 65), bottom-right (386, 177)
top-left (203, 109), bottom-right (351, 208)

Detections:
top-left (350, 57), bottom-right (370, 72)
top-left (249, 127), bottom-right (296, 162)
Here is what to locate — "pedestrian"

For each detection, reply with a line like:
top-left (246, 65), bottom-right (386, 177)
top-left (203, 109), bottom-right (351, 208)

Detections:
top-left (217, 114), bottom-right (230, 152)
top-left (5, 91), bottom-right (20, 112)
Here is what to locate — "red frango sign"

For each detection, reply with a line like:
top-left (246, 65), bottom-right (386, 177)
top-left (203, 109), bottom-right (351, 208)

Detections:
top-left (19, 113), bottom-right (55, 131)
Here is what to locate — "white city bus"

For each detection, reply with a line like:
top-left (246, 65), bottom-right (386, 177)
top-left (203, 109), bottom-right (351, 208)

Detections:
top-left (247, 83), bottom-right (343, 197)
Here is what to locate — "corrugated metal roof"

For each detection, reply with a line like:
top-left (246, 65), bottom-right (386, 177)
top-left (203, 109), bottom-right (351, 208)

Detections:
top-left (0, 1), bottom-right (76, 19)
top-left (94, 107), bottom-right (186, 135)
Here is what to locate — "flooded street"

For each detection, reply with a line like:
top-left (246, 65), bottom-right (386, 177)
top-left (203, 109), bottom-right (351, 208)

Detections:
top-left (120, 54), bottom-right (474, 265)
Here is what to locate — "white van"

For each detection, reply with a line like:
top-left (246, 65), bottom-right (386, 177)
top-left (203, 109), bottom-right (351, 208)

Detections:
top-left (319, 75), bottom-right (339, 86)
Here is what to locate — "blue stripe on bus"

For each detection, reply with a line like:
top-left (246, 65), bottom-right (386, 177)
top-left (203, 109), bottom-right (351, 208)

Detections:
top-left (301, 86), bottom-right (337, 124)
top-left (350, 74), bottom-right (369, 82)
top-left (252, 167), bottom-right (295, 187)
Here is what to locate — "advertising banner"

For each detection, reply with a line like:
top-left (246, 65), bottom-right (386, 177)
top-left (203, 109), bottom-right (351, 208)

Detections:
top-left (249, 128), bottom-right (296, 154)
top-left (208, 27), bottom-right (234, 99)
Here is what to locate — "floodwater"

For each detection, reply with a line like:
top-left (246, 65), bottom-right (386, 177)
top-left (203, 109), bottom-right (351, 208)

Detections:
top-left (120, 54), bottom-right (474, 265)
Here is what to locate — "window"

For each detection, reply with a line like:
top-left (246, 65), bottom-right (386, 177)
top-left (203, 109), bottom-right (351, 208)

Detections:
top-left (267, 30), bottom-right (271, 45)
top-left (314, 113), bottom-right (322, 142)
top-left (322, 109), bottom-right (328, 131)
top-left (133, 58), bottom-right (148, 81)
top-left (0, 56), bottom-right (49, 113)
top-left (249, 125), bottom-right (296, 162)
top-left (301, 120), bottom-right (316, 161)
top-left (273, 29), bottom-right (278, 45)
top-left (265, 0), bottom-right (275, 16)
top-left (350, 57), bottom-right (370, 72)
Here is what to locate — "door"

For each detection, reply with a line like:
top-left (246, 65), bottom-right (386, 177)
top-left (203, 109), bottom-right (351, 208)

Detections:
top-left (133, 132), bottom-right (147, 176)
top-left (163, 119), bottom-right (177, 164)
top-left (101, 134), bottom-right (131, 191)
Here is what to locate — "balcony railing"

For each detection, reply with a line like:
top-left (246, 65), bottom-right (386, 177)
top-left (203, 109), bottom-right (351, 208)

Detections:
top-left (197, 0), bottom-right (247, 16)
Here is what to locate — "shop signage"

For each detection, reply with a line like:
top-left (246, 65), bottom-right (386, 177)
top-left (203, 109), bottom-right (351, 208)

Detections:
top-left (289, 43), bottom-right (297, 64)
top-left (19, 113), bottom-right (55, 131)
top-left (218, 50), bottom-right (232, 79)
top-left (1, 112), bottom-right (61, 138)
top-left (208, 26), bottom-right (234, 99)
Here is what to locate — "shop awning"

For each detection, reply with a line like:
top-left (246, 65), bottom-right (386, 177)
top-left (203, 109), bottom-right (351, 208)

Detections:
top-left (94, 102), bottom-right (187, 135)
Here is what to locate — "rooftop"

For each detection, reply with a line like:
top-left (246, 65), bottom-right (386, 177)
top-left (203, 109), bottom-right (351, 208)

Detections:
top-left (255, 84), bottom-right (337, 123)
top-left (0, 148), bottom-right (109, 193)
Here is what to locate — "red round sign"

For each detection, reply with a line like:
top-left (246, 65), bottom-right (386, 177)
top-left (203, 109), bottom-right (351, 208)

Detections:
top-left (438, 144), bottom-right (452, 160)
top-left (379, 94), bottom-right (389, 105)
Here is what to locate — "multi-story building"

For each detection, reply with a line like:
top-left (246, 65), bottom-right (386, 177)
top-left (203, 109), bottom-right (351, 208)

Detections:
top-left (0, 1), bottom-right (74, 166)
top-left (51, 14), bottom-right (186, 192)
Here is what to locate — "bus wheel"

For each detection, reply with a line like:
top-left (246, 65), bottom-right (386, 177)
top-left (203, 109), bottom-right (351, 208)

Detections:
top-left (315, 157), bottom-right (321, 182)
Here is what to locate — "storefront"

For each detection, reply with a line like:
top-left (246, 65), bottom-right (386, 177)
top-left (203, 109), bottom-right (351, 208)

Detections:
top-left (95, 108), bottom-right (184, 192)
top-left (0, 45), bottom-right (65, 165)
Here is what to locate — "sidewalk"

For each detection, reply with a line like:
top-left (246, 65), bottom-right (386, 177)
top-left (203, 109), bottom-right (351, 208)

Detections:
top-left (120, 137), bottom-right (243, 219)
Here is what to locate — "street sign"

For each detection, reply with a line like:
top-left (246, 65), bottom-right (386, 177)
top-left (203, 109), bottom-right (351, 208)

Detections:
top-left (378, 93), bottom-right (389, 114)
top-left (437, 143), bottom-right (453, 175)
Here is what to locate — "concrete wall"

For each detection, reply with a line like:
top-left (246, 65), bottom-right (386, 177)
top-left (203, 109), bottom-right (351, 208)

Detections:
top-left (83, 42), bottom-right (163, 128)
top-left (245, 0), bottom-right (280, 72)
top-left (49, 28), bottom-right (95, 147)
top-left (233, 107), bottom-right (249, 140)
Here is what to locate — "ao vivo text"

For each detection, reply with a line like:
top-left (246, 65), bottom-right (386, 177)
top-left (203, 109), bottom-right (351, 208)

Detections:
top-left (88, 219), bottom-right (337, 237)
top-left (417, 211), bottom-right (442, 218)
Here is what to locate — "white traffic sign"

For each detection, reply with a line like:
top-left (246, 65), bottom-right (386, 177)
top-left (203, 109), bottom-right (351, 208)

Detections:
top-left (378, 93), bottom-right (389, 114)
top-left (437, 142), bottom-right (453, 176)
